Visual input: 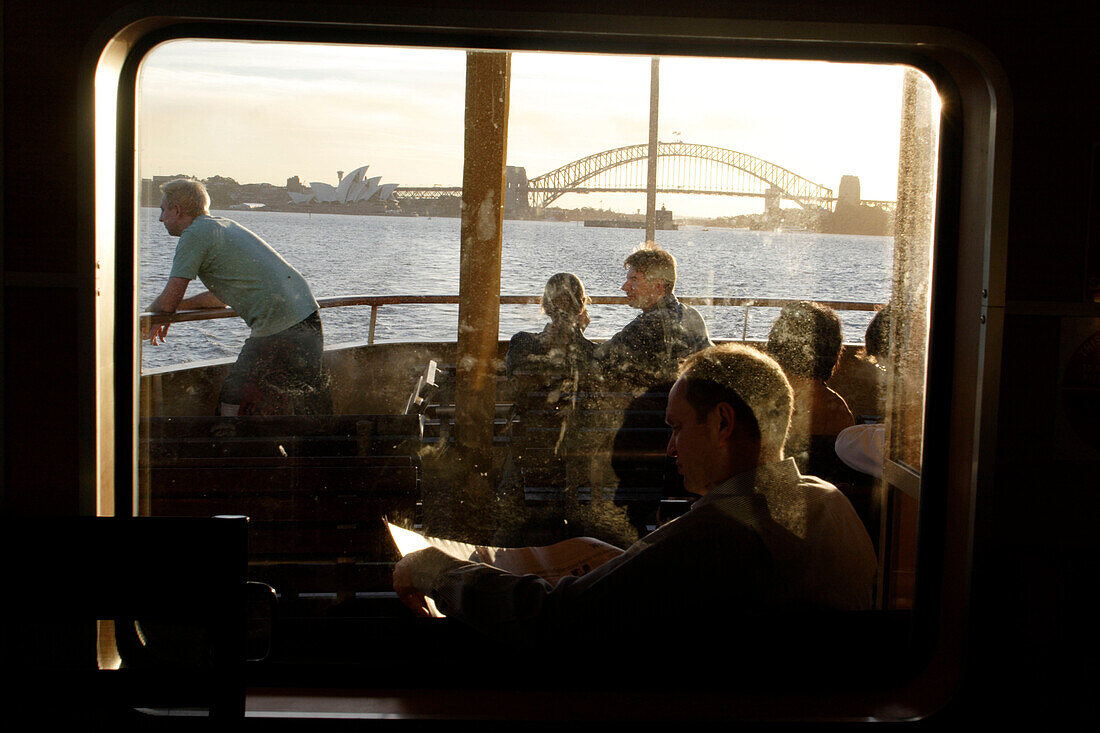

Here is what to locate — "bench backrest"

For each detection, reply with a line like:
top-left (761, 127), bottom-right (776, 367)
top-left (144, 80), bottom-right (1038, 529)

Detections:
top-left (3, 516), bottom-right (248, 719)
top-left (139, 414), bottom-right (423, 460)
top-left (143, 455), bottom-right (420, 603)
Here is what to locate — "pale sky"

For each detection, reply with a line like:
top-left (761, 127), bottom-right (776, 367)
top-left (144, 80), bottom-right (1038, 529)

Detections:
top-left (137, 40), bottom-right (914, 217)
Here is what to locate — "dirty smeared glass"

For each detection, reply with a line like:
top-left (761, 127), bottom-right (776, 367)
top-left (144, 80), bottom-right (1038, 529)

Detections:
top-left (131, 41), bottom-right (936, 627)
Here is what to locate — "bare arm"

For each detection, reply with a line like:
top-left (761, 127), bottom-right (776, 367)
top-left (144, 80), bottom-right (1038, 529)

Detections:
top-left (147, 276), bottom-right (191, 315)
top-left (142, 277), bottom-right (187, 345)
top-left (179, 289), bottom-right (227, 310)
top-left (142, 278), bottom-right (227, 346)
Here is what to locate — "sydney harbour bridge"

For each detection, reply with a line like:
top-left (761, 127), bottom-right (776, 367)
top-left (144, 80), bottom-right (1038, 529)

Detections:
top-left (392, 140), bottom-right (896, 214)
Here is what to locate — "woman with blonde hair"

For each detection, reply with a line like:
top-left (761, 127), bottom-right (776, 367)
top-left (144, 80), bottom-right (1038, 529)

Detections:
top-left (498, 273), bottom-right (609, 544)
top-left (505, 272), bottom-right (596, 380)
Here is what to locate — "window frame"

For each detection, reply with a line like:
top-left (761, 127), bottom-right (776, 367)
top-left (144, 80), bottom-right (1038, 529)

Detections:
top-left (92, 8), bottom-right (1010, 720)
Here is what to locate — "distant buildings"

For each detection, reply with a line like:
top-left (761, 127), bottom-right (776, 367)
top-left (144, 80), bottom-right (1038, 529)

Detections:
top-left (289, 165), bottom-right (399, 206)
top-left (140, 166), bottom-right (402, 214)
top-left (139, 167), bottom-right (888, 231)
top-left (142, 175), bottom-right (295, 210)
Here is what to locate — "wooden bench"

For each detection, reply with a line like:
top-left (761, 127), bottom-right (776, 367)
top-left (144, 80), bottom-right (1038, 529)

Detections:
top-left (509, 389), bottom-right (688, 535)
top-left (139, 414), bottom-right (424, 461)
top-left (404, 365), bottom-right (688, 536)
top-left (145, 455), bottom-right (420, 612)
top-left (409, 362), bottom-right (517, 447)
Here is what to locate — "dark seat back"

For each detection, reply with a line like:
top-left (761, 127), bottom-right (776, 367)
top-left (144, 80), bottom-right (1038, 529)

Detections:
top-left (144, 455), bottom-right (421, 604)
top-left (2, 516), bottom-right (248, 721)
top-left (509, 389), bottom-right (682, 537)
top-left (140, 414), bottom-right (423, 460)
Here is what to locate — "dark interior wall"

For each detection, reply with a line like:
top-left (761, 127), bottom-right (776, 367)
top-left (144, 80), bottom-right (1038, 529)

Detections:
top-left (3, 2), bottom-right (97, 514)
top-left (3, 0), bottom-right (1098, 724)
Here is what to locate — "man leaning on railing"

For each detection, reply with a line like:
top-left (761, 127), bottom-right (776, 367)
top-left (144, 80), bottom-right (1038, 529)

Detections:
top-left (143, 178), bottom-right (332, 416)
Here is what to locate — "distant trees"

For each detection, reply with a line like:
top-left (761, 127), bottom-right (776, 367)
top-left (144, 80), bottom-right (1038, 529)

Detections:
top-left (202, 175), bottom-right (239, 186)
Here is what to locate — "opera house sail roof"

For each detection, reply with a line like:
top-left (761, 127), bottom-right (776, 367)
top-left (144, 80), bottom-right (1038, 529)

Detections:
top-left (290, 165), bottom-right (399, 205)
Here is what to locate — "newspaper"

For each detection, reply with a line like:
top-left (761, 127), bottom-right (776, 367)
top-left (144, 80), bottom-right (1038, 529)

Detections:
top-left (387, 521), bottom-right (624, 587)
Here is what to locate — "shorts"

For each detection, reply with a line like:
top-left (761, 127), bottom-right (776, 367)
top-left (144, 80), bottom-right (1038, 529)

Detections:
top-left (219, 311), bottom-right (333, 415)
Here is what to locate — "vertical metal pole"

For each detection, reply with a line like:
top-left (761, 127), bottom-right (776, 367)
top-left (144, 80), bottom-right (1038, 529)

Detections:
top-left (452, 50), bottom-right (510, 541)
top-left (645, 57), bottom-right (660, 242)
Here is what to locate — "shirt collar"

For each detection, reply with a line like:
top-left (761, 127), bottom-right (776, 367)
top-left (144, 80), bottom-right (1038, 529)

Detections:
top-left (654, 293), bottom-right (678, 309)
top-left (691, 457), bottom-right (801, 509)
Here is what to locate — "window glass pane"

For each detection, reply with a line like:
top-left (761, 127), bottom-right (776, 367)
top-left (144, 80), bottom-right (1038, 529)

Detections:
top-left (134, 41), bottom-right (936, 625)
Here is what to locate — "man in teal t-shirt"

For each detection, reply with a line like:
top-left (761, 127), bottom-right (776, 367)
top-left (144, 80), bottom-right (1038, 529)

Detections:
top-left (143, 179), bottom-right (332, 415)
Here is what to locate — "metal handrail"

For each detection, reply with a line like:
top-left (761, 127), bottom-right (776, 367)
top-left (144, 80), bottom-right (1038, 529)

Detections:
top-left (140, 295), bottom-right (884, 345)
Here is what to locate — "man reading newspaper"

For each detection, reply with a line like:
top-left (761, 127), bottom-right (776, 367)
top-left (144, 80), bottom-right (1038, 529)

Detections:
top-left (393, 344), bottom-right (877, 646)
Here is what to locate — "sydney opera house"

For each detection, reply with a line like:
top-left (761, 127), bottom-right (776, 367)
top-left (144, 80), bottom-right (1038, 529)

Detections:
top-left (288, 165), bottom-right (398, 205)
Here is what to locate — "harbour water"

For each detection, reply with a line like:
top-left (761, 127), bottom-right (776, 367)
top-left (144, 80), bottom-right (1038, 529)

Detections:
top-left (139, 208), bottom-right (893, 372)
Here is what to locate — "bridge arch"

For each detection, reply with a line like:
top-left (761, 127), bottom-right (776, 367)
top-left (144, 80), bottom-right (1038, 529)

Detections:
top-left (526, 141), bottom-right (834, 210)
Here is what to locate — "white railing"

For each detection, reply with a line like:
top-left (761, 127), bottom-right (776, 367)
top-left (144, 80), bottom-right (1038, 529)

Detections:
top-left (140, 295), bottom-right (884, 346)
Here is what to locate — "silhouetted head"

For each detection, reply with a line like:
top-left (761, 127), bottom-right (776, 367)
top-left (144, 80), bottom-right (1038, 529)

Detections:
top-left (864, 303), bottom-right (893, 363)
top-left (766, 301), bottom-right (844, 382)
top-left (541, 272), bottom-right (589, 326)
top-left (622, 245), bottom-right (676, 309)
top-left (666, 344), bottom-right (794, 491)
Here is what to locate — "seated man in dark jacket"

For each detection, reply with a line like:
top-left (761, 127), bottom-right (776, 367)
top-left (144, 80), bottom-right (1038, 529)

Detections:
top-left (595, 245), bottom-right (712, 389)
